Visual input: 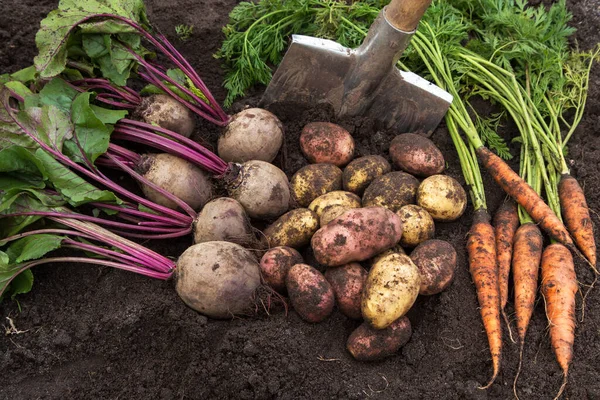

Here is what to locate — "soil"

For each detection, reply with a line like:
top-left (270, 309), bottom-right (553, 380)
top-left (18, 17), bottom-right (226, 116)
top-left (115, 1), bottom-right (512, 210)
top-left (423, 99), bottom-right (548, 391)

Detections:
top-left (1, 0), bottom-right (600, 399)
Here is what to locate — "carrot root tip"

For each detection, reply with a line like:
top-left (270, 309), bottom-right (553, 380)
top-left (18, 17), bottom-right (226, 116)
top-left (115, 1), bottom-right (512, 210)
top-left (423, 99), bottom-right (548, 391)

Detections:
top-left (502, 310), bottom-right (516, 344)
top-left (552, 374), bottom-right (568, 400)
top-left (478, 372), bottom-right (498, 390)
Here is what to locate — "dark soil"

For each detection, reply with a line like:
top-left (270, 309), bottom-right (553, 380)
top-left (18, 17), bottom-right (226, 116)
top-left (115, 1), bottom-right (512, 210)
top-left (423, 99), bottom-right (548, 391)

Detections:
top-left (1, 0), bottom-right (600, 399)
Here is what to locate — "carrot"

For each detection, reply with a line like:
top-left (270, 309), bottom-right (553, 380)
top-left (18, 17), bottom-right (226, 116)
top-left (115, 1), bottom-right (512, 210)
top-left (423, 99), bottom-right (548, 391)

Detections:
top-left (541, 243), bottom-right (577, 400)
top-left (476, 147), bottom-right (573, 247)
top-left (511, 223), bottom-right (543, 398)
top-left (493, 200), bottom-right (519, 340)
top-left (559, 173), bottom-right (597, 270)
top-left (467, 209), bottom-right (501, 389)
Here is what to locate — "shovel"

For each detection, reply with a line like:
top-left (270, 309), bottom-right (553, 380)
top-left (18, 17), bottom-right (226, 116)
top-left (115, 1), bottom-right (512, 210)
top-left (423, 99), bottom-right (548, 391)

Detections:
top-left (260, 0), bottom-right (452, 136)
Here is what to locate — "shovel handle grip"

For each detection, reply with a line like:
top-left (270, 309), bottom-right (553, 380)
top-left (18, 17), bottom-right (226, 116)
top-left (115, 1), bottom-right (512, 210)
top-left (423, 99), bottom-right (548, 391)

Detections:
top-left (386, 0), bottom-right (432, 32)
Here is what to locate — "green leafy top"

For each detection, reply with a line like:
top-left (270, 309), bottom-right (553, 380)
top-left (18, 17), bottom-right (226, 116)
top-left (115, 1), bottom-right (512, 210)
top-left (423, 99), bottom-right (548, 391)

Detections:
top-left (34, 0), bottom-right (148, 84)
top-left (0, 79), bottom-right (124, 208)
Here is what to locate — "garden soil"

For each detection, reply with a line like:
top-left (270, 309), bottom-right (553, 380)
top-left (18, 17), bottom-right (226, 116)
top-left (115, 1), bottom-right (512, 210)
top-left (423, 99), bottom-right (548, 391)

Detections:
top-left (1, 0), bottom-right (600, 399)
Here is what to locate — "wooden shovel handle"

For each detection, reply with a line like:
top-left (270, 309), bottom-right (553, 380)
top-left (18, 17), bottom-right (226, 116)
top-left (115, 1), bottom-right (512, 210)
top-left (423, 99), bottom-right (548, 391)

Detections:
top-left (386, 0), bottom-right (432, 32)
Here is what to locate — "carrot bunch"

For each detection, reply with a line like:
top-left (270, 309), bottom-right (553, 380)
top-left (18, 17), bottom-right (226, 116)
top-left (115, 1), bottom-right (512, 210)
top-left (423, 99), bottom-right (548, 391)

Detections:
top-left (410, 9), bottom-right (597, 396)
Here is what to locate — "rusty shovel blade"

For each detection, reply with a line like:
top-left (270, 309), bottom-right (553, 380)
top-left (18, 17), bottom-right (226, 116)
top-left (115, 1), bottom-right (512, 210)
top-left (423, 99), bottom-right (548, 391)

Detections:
top-left (260, 8), bottom-right (452, 136)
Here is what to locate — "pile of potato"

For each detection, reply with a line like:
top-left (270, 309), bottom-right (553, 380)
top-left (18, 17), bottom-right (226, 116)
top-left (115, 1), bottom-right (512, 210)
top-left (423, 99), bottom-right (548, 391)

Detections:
top-left (260, 122), bottom-right (462, 361)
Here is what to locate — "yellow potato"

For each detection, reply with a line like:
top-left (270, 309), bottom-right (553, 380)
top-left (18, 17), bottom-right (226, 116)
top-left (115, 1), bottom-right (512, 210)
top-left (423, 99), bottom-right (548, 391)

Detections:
top-left (362, 171), bottom-right (419, 212)
top-left (264, 208), bottom-right (319, 249)
top-left (308, 191), bottom-right (361, 217)
top-left (342, 155), bottom-right (391, 195)
top-left (362, 253), bottom-right (421, 329)
top-left (397, 205), bottom-right (435, 247)
top-left (291, 164), bottom-right (343, 207)
top-left (417, 175), bottom-right (467, 222)
top-left (366, 244), bottom-right (406, 268)
top-left (319, 205), bottom-right (350, 226)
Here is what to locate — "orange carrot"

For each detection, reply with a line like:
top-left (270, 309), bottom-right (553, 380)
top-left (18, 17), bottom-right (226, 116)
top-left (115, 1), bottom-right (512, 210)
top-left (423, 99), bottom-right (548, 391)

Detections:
top-left (476, 147), bottom-right (572, 247)
top-left (559, 173), bottom-right (597, 270)
top-left (511, 223), bottom-right (543, 398)
top-left (541, 243), bottom-right (577, 400)
top-left (493, 200), bottom-right (519, 338)
top-left (467, 209), bottom-right (501, 389)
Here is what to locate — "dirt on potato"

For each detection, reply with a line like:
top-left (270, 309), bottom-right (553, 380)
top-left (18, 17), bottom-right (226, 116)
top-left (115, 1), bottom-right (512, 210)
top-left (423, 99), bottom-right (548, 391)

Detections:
top-left (1, 0), bottom-right (600, 399)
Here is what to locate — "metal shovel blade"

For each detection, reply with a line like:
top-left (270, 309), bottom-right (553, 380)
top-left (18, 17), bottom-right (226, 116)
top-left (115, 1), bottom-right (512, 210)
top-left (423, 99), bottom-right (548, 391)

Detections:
top-left (260, 9), bottom-right (452, 135)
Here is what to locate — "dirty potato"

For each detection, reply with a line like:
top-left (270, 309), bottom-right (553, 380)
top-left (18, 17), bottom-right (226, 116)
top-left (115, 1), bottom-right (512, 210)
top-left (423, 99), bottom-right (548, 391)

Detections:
top-left (362, 253), bottom-right (421, 329)
top-left (319, 205), bottom-right (351, 226)
top-left (300, 122), bottom-right (355, 166)
top-left (417, 175), bottom-right (467, 221)
top-left (311, 207), bottom-right (403, 267)
top-left (308, 191), bottom-right (361, 217)
top-left (366, 244), bottom-right (406, 268)
top-left (410, 239), bottom-right (457, 295)
top-left (286, 264), bottom-right (335, 323)
top-left (259, 246), bottom-right (304, 293)
top-left (389, 133), bottom-right (445, 177)
top-left (397, 205), bottom-right (435, 247)
top-left (324, 263), bottom-right (368, 320)
top-left (264, 208), bottom-right (319, 249)
top-left (347, 316), bottom-right (412, 361)
top-left (342, 155), bottom-right (391, 195)
top-left (362, 171), bottom-right (420, 212)
top-left (291, 164), bottom-right (343, 207)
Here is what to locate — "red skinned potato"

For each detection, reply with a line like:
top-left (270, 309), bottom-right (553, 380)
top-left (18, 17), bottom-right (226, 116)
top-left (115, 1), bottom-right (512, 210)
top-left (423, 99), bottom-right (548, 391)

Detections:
top-left (260, 247), bottom-right (304, 293)
top-left (300, 122), bottom-right (355, 166)
top-left (286, 264), bottom-right (335, 323)
top-left (324, 263), bottom-right (368, 319)
top-left (311, 207), bottom-right (403, 266)
top-left (389, 133), bottom-right (445, 177)
top-left (410, 239), bottom-right (457, 295)
top-left (347, 316), bottom-right (412, 361)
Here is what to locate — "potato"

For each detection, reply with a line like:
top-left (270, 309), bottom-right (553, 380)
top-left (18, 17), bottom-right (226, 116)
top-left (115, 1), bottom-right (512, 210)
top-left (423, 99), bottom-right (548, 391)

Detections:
top-left (308, 191), bottom-right (361, 217)
top-left (311, 207), bottom-right (403, 266)
top-left (362, 171), bottom-right (420, 212)
top-left (417, 175), bottom-right (467, 221)
top-left (300, 122), bottom-right (355, 166)
top-left (397, 205), bottom-right (435, 247)
top-left (259, 247), bottom-right (304, 292)
top-left (389, 133), bottom-right (445, 177)
top-left (286, 264), bottom-right (335, 323)
top-left (342, 155), bottom-right (391, 195)
top-left (175, 241), bottom-right (261, 319)
top-left (218, 108), bottom-right (283, 163)
top-left (324, 263), bottom-right (368, 320)
top-left (290, 164), bottom-right (343, 207)
top-left (193, 198), bottom-right (254, 246)
top-left (362, 253), bottom-right (421, 329)
top-left (319, 205), bottom-right (350, 226)
top-left (366, 244), bottom-right (406, 268)
top-left (347, 316), bottom-right (412, 361)
top-left (410, 239), bottom-right (457, 295)
top-left (264, 208), bottom-right (319, 249)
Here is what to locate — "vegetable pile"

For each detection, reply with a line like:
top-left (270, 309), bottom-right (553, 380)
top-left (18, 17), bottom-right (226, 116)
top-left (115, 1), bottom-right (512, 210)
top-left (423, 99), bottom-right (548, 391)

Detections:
top-left (257, 121), bottom-right (459, 358)
top-left (1, 0), bottom-right (598, 398)
top-left (217, 0), bottom-right (598, 396)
